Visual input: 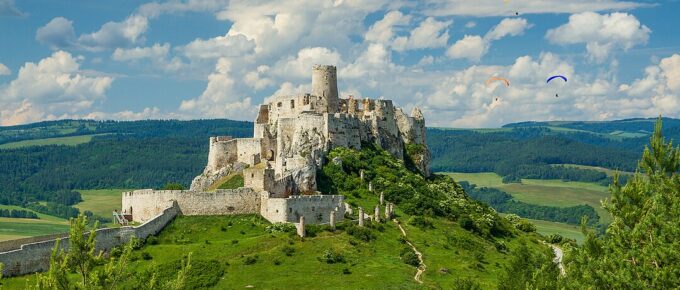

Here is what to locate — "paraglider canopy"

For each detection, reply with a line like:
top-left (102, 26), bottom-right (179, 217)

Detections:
top-left (546, 75), bottom-right (567, 83)
top-left (486, 76), bottom-right (510, 87)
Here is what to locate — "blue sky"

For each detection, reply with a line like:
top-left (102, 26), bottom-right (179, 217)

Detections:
top-left (0, 0), bottom-right (679, 127)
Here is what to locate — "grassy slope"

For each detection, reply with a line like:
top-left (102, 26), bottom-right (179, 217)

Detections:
top-left (0, 135), bottom-right (97, 149)
top-left (557, 164), bottom-right (634, 176)
top-left (74, 189), bottom-right (126, 219)
top-left (2, 214), bottom-right (547, 289)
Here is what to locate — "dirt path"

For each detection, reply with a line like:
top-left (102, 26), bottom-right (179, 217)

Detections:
top-left (393, 219), bottom-right (426, 284)
top-left (550, 244), bottom-right (565, 276)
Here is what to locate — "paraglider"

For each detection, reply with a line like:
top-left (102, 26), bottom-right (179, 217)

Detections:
top-left (486, 76), bottom-right (510, 87)
top-left (486, 76), bottom-right (510, 101)
top-left (546, 75), bottom-right (567, 98)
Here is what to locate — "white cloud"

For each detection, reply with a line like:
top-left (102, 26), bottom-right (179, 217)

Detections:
top-left (244, 65), bottom-right (274, 91)
top-left (36, 15), bottom-right (149, 51)
top-left (423, 0), bottom-right (652, 17)
top-left (0, 0), bottom-right (25, 17)
top-left (273, 47), bottom-right (342, 79)
top-left (137, 0), bottom-right (228, 18)
top-left (179, 58), bottom-right (256, 120)
top-left (36, 17), bottom-right (77, 49)
top-left (447, 18), bottom-right (530, 62)
top-left (0, 63), bottom-right (10, 75)
top-left (446, 35), bottom-right (487, 62)
top-left (181, 34), bottom-right (255, 59)
top-left (365, 10), bottom-right (410, 46)
top-left (465, 21), bottom-right (476, 28)
top-left (0, 51), bottom-right (113, 125)
top-left (485, 18), bottom-right (531, 41)
top-left (393, 17), bottom-right (451, 51)
top-left (112, 43), bottom-right (184, 72)
top-left (659, 54), bottom-right (680, 92)
top-left (546, 12), bottom-right (651, 62)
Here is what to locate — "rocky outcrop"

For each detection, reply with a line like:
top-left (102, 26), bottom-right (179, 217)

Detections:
top-left (190, 162), bottom-right (247, 191)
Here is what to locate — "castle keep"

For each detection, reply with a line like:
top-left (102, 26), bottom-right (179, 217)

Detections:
top-left (122, 65), bottom-right (430, 225)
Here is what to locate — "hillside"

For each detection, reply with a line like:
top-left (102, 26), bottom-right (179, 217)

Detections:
top-left (1, 145), bottom-right (553, 289)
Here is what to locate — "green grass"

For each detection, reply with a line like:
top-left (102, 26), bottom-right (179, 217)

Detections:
top-left (0, 135), bottom-right (97, 149)
top-left (75, 189), bottom-right (127, 219)
top-left (443, 172), bottom-right (505, 188)
top-left (0, 205), bottom-right (69, 241)
top-left (216, 174), bottom-right (244, 190)
top-left (2, 214), bottom-right (548, 289)
top-left (526, 219), bottom-right (585, 244)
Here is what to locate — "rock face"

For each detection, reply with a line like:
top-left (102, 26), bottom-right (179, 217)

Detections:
top-left (192, 64), bottom-right (431, 195)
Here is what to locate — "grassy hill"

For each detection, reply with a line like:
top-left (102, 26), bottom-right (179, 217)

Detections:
top-left (0, 205), bottom-right (69, 241)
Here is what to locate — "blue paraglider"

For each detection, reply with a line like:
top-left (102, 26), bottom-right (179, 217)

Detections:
top-left (546, 75), bottom-right (567, 83)
top-left (546, 75), bottom-right (567, 97)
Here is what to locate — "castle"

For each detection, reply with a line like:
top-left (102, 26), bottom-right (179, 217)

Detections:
top-left (121, 65), bottom-right (430, 225)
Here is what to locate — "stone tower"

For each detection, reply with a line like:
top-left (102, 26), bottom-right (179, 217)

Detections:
top-left (312, 64), bottom-right (339, 113)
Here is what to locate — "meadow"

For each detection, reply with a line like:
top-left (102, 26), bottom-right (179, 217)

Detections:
top-left (0, 205), bottom-right (69, 241)
top-left (74, 189), bottom-right (127, 220)
top-left (0, 135), bottom-right (98, 149)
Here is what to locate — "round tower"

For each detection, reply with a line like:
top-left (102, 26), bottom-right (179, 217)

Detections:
top-left (312, 64), bottom-right (339, 113)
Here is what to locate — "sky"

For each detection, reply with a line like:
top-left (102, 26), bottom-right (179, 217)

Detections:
top-left (0, 0), bottom-right (679, 128)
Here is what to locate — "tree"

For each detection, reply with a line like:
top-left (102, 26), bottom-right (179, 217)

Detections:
top-left (29, 214), bottom-right (191, 290)
top-left (564, 117), bottom-right (680, 288)
top-left (161, 183), bottom-right (185, 190)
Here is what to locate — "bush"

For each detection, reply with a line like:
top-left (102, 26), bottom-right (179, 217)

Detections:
top-left (408, 216), bottom-right (435, 229)
top-left (546, 233), bottom-right (563, 244)
top-left (231, 239), bottom-right (239, 245)
top-left (458, 216), bottom-right (475, 231)
top-left (146, 236), bottom-right (159, 245)
top-left (154, 259), bottom-right (224, 289)
top-left (515, 220), bottom-right (537, 233)
top-left (400, 247), bottom-right (420, 267)
top-left (494, 240), bottom-right (508, 252)
top-left (281, 245), bottom-right (295, 256)
top-left (161, 182), bottom-right (185, 190)
top-left (342, 267), bottom-right (352, 275)
top-left (346, 226), bottom-right (375, 242)
top-left (265, 223), bottom-right (296, 234)
top-left (321, 249), bottom-right (346, 264)
top-left (243, 255), bottom-right (258, 265)
top-left (141, 252), bottom-right (152, 260)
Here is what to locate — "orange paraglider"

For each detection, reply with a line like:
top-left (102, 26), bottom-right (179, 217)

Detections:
top-left (485, 76), bottom-right (510, 87)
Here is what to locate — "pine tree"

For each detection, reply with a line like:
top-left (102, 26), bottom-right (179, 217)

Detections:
top-left (564, 117), bottom-right (680, 288)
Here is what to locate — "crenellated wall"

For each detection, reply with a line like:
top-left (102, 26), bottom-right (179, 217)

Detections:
top-left (260, 194), bottom-right (345, 224)
top-left (0, 201), bottom-right (179, 277)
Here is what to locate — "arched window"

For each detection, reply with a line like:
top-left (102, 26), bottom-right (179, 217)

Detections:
top-left (290, 100), bottom-right (295, 108)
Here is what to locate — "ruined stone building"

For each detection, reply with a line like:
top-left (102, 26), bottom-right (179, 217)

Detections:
top-left (122, 65), bottom-right (430, 225)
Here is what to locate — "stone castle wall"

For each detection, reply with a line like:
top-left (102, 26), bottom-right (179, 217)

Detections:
top-left (0, 201), bottom-right (179, 277)
top-left (260, 194), bottom-right (345, 224)
top-left (122, 188), bottom-right (260, 223)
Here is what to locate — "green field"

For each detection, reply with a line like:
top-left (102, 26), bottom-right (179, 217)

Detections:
top-left (75, 189), bottom-right (127, 219)
top-left (0, 205), bottom-right (69, 241)
top-left (558, 164), bottom-right (634, 177)
top-left (0, 135), bottom-right (97, 149)
top-left (2, 215), bottom-right (548, 289)
top-left (527, 219), bottom-right (584, 244)
top-left (444, 171), bottom-right (613, 231)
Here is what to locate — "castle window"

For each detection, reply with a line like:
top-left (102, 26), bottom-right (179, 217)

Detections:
top-left (251, 173), bottom-right (254, 178)
top-left (312, 206), bottom-right (315, 212)
top-left (289, 208), bottom-right (292, 213)
top-left (277, 102), bottom-right (282, 108)
top-left (290, 100), bottom-right (295, 109)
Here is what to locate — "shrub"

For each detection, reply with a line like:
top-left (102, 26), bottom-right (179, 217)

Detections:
top-left (546, 233), bottom-right (563, 244)
top-left (321, 249), bottom-right (346, 264)
top-left (273, 259), bottom-right (282, 265)
top-left (494, 240), bottom-right (508, 252)
top-left (146, 236), bottom-right (159, 245)
top-left (265, 223), bottom-right (296, 234)
top-left (515, 220), bottom-right (537, 233)
top-left (346, 226), bottom-right (375, 242)
top-left (408, 216), bottom-right (435, 229)
top-left (342, 268), bottom-right (352, 275)
top-left (243, 255), bottom-right (258, 265)
top-left (161, 182), bottom-right (185, 190)
top-left (400, 247), bottom-right (420, 267)
top-left (458, 216), bottom-right (475, 231)
top-left (231, 239), bottom-right (239, 245)
top-left (141, 252), bottom-right (153, 260)
top-left (281, 245), bottom-right (295, 256)
top-left (154, 259), bottom-right (224, 289)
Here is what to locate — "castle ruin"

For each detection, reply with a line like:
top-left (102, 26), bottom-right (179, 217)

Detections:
top-left (122, 65), bottom-right (430, 225)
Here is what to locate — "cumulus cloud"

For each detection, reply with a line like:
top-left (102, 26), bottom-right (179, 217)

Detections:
top-left (365, 12), bottom-right (451, 51)
top-left (447, 18), bottom-right (530, 62)
top-left (181, 34), bottom-right (255, 60)
top-left (272, 47), bottom-right (342, 79)
top-left (137, 0), bottom-right (228, 18)
top-left (179, 58), bottom-right (256, 120)
top-left (423, 0), bottom-right (652, 17)
top-left (0, 51), bottom-right (113, 125)
top-left (546, 12), bottom-right (651, 62)
top-left (365, 11), bottom-right (411, 46)
top-left (36, 15), bottom-right (149, 51)
top-left (0, 63), bottom-right (10, 75)
top-left (112, 43), bottom-right (184, 72)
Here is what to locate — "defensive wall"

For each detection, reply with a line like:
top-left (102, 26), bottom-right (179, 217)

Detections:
top-left (0, 201), bottom-right (179, 277)
top-left (261, 194), bottom-right (345, 224)
top-left (122, 188), bottom-right (260, 223)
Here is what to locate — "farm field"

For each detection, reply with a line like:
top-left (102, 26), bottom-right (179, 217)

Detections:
top-left (527, 219), bottom-right (584, 244)
top-left (0, 206), bottom-right (69, 241)
top-left (0, 134), bottom-right (97, 149)
top-left (75, 189), bottom-right (127, 222)
top-left (444, 171), bottom-right (613, 233)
